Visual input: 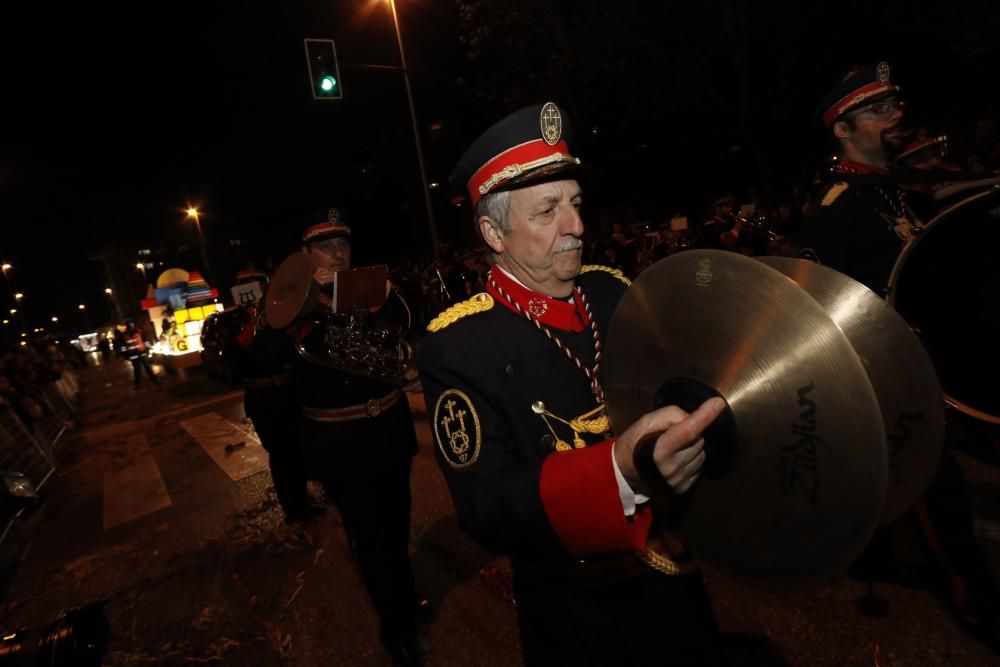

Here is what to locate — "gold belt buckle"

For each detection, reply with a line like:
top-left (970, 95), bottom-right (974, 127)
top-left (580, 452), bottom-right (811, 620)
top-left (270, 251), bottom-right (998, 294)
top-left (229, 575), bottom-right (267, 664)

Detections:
top-left (365, 398), bottom-right (382, 417)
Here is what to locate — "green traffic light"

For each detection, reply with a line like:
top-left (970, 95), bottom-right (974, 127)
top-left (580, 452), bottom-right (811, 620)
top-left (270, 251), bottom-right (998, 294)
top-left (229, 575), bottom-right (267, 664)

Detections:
top-left (320, 75), bottom-right (337, 93)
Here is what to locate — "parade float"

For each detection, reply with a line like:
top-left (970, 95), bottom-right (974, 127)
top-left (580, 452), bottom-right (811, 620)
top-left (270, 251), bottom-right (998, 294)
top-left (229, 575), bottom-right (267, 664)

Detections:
top-left (142, 268), bottom-right (223, 369)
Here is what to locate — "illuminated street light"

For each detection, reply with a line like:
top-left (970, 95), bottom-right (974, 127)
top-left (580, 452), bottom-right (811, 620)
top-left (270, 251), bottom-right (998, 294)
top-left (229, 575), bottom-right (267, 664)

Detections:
top-left (51, 316), bottom-right (58, 323)
top-left (1, 264), bottom-right (11, 272)
top-left (2, 320), bottom-right (7, 325)
top-left (185, 205), bottom-right (213, 283)
top-left (14, 293), bottom-right (23, 301)
top-left (379, 0), bottom-right (440, 262)
top-left (78, 304), bottom-right (86, 310)
top-left (9, 309), bottom-right (15, 315)
top-left (105, 288), bottom-right (112, 295)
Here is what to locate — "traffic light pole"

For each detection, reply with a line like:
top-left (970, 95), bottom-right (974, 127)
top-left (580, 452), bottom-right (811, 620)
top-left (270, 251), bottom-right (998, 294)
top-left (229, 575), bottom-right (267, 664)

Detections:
top-left (387, 0), bottom-right (441, 264)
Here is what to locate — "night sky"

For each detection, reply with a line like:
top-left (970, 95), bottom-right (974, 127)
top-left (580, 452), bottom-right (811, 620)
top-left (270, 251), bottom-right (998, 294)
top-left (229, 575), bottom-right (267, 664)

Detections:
top-left (3, 1), bottom-right (999, 332)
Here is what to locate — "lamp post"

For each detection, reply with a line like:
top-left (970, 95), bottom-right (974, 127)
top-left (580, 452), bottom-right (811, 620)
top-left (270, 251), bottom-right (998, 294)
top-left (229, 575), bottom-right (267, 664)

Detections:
top-left (384, 0), bottom-right (441, 263)
top-left (0, 263), bottom-right (14, 304)
top-left (186, 207), bottom-right (214, 284)
top-left (78, 303), bottom-right (92, 332)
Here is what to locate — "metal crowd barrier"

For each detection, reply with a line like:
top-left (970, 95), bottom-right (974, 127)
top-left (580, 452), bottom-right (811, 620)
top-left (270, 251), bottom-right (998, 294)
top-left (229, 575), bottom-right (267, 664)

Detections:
top-left (0, 367), bottom-right (78, 547)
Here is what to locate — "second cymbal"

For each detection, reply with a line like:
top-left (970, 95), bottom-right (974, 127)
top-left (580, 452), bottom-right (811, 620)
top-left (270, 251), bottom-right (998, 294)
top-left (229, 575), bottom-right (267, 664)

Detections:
top-left (759, 257), bottom-right (944, 523)
top-left (604, 250), bottom-right (887, 583)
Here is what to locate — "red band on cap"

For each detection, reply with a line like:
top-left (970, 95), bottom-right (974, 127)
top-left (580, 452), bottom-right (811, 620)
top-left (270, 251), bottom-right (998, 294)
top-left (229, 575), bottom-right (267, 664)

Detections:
top-left (303, 223), bottom-right (350, 243)
top-left (467, 138), bottom-right (573, 204)
top-left (822, 82), bottom-right (898, 127)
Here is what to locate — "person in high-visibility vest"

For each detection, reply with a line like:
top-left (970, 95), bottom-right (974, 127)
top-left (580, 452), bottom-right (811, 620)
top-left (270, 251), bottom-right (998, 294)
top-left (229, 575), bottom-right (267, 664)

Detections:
top-left (120, 319), bottom-right (159, 389)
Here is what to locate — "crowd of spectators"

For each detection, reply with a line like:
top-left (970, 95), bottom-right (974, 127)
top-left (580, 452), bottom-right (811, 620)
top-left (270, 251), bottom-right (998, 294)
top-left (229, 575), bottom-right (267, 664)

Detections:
top-left (0, 342), bottom-right (84, 429)
top-left (385, 188), bottom-right (811, 332)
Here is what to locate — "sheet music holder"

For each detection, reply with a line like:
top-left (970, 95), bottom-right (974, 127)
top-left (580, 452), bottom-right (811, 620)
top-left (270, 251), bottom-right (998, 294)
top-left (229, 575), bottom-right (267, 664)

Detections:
top-left (331, 265), bottom-right (389, 313)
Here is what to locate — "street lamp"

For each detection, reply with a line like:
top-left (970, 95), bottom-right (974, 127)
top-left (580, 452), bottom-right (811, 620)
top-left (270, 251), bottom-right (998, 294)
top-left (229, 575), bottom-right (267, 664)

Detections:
top-left (384, 0), bottom-right (441, 263)
top-left (51, 316), bottom-right (58, 323)
top-left (185, 206), bottom-right (214, 284)
top-left (105, 288), bottom-right (112, 295)
top-left (0, 263), bottom-right (13, 304)
top-left (14, 293), bottom-right (23, 301)
top-left (78, 304), bottom-right (86, 310)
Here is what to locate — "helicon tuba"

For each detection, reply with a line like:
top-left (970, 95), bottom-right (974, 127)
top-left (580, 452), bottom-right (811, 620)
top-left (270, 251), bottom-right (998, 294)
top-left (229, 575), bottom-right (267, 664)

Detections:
top-left (264, 253), bottom-right (416, 386)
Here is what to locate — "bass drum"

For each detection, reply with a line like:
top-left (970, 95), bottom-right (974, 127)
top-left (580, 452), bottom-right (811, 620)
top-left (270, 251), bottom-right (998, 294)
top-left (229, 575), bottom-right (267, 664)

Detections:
top-left (887, 187), bottom-right (1000, 424)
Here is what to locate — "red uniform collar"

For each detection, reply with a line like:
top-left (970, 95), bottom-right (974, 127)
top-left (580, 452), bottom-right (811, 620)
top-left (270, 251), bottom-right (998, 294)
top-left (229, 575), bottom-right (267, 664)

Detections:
top-left (836, 158), bottom-right (886, 175)
top-left (486, 267), bottom-right (586, 332)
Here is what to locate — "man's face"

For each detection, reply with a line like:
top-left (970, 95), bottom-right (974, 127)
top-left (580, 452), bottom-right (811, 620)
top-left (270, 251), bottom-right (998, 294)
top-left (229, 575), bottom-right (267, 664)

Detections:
top-left (481, 179), bottom-right (584, 297)
top-left (305, 237), bottom-right (351, 272)
top-left (838, 96), bottom-right (906, 160)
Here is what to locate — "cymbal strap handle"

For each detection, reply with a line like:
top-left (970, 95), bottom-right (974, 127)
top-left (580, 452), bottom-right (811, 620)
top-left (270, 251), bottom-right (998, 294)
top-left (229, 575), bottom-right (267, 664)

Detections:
top-left (632, 431), bottom-right (682, 522)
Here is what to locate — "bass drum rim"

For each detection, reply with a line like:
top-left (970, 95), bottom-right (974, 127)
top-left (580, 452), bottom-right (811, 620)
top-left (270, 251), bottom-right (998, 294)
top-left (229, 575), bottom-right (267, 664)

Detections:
top-left (886, 187), bottom-right (1000, 425)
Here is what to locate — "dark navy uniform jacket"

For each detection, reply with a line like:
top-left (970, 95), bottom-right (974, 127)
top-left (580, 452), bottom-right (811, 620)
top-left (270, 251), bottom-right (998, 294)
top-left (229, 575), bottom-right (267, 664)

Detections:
top-left (418, 267), bottom-right (654, 562)
top-left (293, 287), bottom-right (419, 477)
top-left (803, 177), bottom-right (924, 294)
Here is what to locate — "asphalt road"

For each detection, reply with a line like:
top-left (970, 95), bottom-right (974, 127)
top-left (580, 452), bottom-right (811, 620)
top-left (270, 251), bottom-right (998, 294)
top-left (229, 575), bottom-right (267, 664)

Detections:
top-left (0, 357), bottom-right (997, 666)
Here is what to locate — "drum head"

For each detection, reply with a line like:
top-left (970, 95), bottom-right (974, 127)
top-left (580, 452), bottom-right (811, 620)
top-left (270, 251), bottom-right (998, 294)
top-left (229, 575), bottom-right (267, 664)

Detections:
top-left (888, 188), bottom-right (1000, 424)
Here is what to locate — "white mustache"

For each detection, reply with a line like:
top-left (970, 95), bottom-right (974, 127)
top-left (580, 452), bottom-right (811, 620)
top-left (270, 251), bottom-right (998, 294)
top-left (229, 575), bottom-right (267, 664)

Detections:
top-left (556, 238), bottom-right (583, 252)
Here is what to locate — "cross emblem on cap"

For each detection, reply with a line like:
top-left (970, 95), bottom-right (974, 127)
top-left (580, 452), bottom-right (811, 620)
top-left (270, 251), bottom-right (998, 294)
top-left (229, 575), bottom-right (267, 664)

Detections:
top-left (539, 102), bottom-right (562, 146)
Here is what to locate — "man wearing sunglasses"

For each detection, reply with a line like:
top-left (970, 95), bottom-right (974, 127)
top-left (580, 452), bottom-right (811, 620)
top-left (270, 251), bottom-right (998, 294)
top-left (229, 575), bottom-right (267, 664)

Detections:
top-left (803, 61), bottom-right (921, 294)
top-left (804, 64), bottom-right (1000, 654)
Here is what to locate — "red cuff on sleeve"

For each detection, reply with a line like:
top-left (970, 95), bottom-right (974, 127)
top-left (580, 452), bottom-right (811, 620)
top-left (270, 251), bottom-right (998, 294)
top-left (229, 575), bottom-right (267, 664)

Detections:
top-left (539, 439), bottom-right (653, 557)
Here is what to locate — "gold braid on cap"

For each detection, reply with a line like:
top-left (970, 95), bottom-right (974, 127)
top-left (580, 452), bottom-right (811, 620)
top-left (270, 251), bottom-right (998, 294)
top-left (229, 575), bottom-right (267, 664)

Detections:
top-left (478, 153), bottom-right (581, 196)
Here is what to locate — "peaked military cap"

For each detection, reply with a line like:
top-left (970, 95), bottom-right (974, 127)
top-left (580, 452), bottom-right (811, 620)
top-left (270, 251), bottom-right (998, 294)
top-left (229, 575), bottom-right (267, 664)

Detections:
top-left (451, 102), bottom-right (581, 205)
top-left (817, 61), bottom-right (901, 127)
top-left (302, 208), bottom-right (351, 244)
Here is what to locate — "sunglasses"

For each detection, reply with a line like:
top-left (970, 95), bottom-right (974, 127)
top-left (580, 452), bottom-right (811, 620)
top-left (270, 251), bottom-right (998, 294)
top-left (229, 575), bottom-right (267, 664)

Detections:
top-left (851, 98), bottom-right (905, 119)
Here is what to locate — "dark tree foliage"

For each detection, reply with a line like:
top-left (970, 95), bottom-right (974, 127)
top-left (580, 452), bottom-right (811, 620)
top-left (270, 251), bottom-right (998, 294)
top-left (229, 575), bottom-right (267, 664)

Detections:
top-left (454, 0), bottom-right (1000, 213)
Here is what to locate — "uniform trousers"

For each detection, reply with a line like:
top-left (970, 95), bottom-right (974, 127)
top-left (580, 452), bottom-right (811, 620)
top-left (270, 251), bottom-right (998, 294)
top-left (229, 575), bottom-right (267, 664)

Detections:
top-left (315, 452), bottom-right (418, 645)
top-left (244, 387), bottom-right (310, 519)
top-left (513, 569), bottom-right (724, 666)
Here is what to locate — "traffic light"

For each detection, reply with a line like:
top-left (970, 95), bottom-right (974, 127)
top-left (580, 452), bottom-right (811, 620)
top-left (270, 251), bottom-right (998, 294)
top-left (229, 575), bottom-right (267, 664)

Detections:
top-left (304, 38), bottom-right (343, 100)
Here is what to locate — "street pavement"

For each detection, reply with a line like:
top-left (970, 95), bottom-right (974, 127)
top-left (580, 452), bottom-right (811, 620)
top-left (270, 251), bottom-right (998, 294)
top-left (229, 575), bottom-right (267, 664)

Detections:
top-left (0, 358), bottom-right (997, 665)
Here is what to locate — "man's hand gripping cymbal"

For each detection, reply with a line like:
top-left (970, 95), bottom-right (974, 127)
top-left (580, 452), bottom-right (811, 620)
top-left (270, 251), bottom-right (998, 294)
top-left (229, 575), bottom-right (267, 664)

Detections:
top-left (613, 397), bottom-right (727, 495)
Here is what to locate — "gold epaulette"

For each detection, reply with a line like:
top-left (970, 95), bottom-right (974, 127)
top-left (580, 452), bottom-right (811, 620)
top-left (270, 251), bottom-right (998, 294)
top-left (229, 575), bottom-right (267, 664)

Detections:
top-left (821, 181), bottom-right (850, 207)
top-left (426, 293), bottom-right (494, 333)
top-left (580, 264), bottom-right (631, 286)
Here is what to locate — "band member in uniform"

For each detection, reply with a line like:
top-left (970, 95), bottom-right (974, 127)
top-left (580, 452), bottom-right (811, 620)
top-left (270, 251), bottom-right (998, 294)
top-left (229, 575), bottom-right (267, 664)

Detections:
top-left (292, 210), bottom-right (426, 665)
top-left (699, 193), bottom-right (744, 252)
top-left (232, 270), bottom-right (317, 524)
top-left (419, 103), bottom-right (726, 665)
top-left (802, 61), bottom-right (921, 293)
top-left (804, 63), bottom-right (999, 651)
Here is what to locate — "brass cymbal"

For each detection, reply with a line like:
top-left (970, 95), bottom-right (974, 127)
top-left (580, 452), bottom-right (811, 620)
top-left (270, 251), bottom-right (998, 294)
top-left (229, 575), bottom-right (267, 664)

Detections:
top-left (265, 253), bottom-right (317, 330)
top-left (759, 257), bottom-right (944, 523)
top-left (604, 250), bottom-right (887, 583)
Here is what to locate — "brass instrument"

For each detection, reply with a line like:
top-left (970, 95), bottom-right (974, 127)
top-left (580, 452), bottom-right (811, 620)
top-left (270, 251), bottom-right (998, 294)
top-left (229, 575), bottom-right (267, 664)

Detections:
top-left (293, 309), bottom-right (415, 386)
top-left (265, 253), bottom-right (416, 386)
